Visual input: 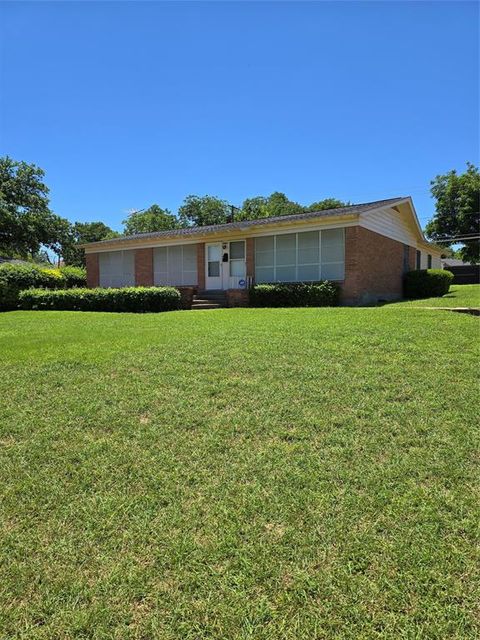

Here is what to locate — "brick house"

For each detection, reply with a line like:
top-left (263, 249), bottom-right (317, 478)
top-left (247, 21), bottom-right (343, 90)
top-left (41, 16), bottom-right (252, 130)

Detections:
top-left (82, 197), bottom-right (443, 306)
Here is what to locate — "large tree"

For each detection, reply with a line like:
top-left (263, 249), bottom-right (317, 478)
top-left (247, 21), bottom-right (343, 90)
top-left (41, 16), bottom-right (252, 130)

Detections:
top-left (237, 192), bottom-right (303, 221)
top-left (62, 221), bottom-right (120, 267)
top-left (237, 193), bottom-right (347, 221)
top-left (122, 204), bottom-right (178, 235)
top-left (178, 195), bottom-right (231, 227)
top-left (425, 162), bottom-right (480, 264)
top-left (305, 197), bottom-right (348, 212)
top-left (0, 156), bottom-right (70, 258)
top-left (259, 192), bottom-right (304, 218)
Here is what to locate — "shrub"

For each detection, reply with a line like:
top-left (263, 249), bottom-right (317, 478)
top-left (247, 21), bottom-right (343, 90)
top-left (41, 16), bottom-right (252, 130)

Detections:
top-left (249, 281), bottom-right (341, 307)
top-left (0, 263), bottom-right (65, 310)
top-left (404, 269), bottom-right (454, 299)
top-left (59, 265), bottom-right (87, 288)
top-left (19, 287), bottom-right (181, 313)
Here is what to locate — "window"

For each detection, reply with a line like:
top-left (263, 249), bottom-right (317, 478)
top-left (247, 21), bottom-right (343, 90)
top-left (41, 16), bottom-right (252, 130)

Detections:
top-left (207, 244), bottom-right (221, 278)
top-left (254, 229), bottom-right (345, 283)
top-left (99, 250), bottom-right (135, 288)
top-left (416, 250), bottom-right (421, 270)
top-left (427, 254), bottom-right (432, 269)
top-left (154, 244), bottom-right (197, 285)
top-left (321, 229), bottom-right (345, 281)
top-left (229, 241), bottom-right (245, 277)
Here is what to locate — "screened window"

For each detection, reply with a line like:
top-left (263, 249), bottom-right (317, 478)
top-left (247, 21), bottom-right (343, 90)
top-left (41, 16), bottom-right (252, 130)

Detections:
top-left (254, 229), bottom-right (345, 283)
top-left (427, 254), bottom-right (432, 269)
top-left (229, 241), bottom-right (246, 277)
top-left (321, 229), bottom-right (345, 281)
top-left (154, 244), bottom-right (197, 286)
top-left (416, 250), bottom-right (421, 270)
top-left (99, 250), bottom-right (135, 288)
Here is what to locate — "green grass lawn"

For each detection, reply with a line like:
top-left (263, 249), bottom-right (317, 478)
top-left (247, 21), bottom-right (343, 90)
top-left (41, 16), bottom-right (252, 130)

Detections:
top-left (390, 283), bottom-right (480, 308)
top-left (1, 308), bottom-right (479, 639)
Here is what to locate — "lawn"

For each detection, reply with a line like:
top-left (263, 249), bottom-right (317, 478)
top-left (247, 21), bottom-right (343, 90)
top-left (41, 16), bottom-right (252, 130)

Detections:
top-left (390, 283), bottom-right (480, 308)
top-left (1, 308), bottom-right (479, 639)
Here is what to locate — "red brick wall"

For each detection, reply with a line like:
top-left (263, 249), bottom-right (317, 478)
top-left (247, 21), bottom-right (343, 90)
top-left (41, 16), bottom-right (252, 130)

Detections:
top-left (86, 253), bottom-right (99, 288)
top-left (197, 243), bottom-right (205, 290)
top-left (246, 238), bottom-right (255, 278)
top-left (226, 289), bottom-right (249, 307)
top-left (134, 248), bottom-right (153, 286)
top-left (343, 226), bottom-right (415, 304)
top-left (409, 245), bottom-right (417, 271)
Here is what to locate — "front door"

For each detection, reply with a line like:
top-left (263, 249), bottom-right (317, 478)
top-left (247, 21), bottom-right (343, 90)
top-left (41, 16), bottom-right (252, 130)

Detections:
top-left (205, 243), bottom-right (224, 290)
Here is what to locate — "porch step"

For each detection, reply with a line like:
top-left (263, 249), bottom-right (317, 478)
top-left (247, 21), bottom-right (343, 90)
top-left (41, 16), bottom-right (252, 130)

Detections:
top-left (191, 302), bottom-right (223, 310)
top-left (191, 291), bottom-right (227, 310)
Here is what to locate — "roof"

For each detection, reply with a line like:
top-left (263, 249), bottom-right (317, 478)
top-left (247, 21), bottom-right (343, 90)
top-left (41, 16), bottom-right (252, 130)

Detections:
top-left (442, 258), bottom-right (470, 267)
top-left (82, 197), bottom-right (407, 248)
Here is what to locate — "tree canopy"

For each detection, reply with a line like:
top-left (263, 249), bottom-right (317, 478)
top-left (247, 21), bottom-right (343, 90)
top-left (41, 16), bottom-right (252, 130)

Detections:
top-left (61, 221), bottom-right (120, 267)
top-left (178, 195), bottom-right (232, 227)
top-left (122, 204), bottom-right (178, 235)
top-left (0, 156), bottom-right (69, 258)
top-left (425, 162), bottom-right (480, 264)
top-left (236, 193), bottom-right (347, 222)
top-left (305, 198), bottom-right (348, 212)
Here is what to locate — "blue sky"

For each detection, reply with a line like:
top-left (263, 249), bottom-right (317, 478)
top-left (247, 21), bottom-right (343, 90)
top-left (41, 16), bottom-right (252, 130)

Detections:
top-left (1, 1), bottom-right (478, 232)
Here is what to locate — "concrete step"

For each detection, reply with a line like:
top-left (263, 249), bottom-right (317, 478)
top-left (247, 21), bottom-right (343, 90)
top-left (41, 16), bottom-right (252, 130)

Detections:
top-left (191, 302), bottom-right (223, 310)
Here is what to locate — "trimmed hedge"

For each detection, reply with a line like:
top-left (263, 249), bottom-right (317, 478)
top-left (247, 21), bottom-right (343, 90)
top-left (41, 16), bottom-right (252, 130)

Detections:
top-left (249, 281), bottom-right (341, 307)
top-left (0, 263), bottom-right (64, 310)
top-left (59, 265), bottom-right (87, 288)
top-left (404, 269), bottom-right (454, 299)
top-left (19, 287), bottom-right (181, 313)
top-left (0, 263), bottom-right (88, 310)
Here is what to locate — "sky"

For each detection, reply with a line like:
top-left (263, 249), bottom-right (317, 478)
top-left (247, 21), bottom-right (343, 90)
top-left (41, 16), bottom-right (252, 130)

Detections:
top-left (0, 1), bottom-right (478, 232)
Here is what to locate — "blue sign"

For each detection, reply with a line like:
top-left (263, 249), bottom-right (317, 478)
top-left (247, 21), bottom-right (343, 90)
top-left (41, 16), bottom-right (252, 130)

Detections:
top-left (238, 279), bottom-right (246, 288)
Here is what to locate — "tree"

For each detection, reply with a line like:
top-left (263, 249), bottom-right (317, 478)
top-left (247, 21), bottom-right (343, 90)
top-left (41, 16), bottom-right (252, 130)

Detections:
top-left (237, 192), bottom-right (303, 221)
top-left (61, 221), bottom-right (120, 267)
top-left (237, 193), bottom-right (347, 222)
top-left (425, 163), bottom-right (480, 264)
top-left (305, 198), bottom-right (348, 212)
top-left (0, 156), bottom-right (70, 258)
top-left (178, 195), bottom-right (231, 227)
top-left (236, 196), bottom-right (268, 221)
top-left (262, 192), bottom-right (304, 217)
top-left (122, 204), bottom-right (178, 235)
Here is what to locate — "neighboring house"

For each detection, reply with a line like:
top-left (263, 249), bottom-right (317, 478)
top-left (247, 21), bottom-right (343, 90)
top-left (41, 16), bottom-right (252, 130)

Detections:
top-left (441, 259), bottom-right (480, 285)
top-left (82, 196), bottom-right (443, 305)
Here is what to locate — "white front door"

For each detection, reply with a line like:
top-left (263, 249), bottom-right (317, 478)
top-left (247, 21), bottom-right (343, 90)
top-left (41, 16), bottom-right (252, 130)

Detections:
top-left (205, 243), bottom-right (224, 290)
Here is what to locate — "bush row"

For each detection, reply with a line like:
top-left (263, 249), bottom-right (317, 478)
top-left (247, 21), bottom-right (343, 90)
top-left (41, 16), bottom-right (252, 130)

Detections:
top-left (0, 263), bottom-right (87, 310)
top-left (404, 269), bottom-right (453, 299)
top-left (249, 281), bottom-right (341, 307)
top-left (19, 287), bottom-right (181, 313)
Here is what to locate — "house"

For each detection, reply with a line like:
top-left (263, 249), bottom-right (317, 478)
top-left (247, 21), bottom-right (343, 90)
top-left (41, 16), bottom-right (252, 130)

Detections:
top-left (82, 197), bottom-right (443, 305)
top-left (441, 258), bottom-right (480, 285)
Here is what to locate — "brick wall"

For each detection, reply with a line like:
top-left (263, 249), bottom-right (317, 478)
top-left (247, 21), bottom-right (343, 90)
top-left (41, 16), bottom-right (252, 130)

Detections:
top-left (343, 226), bottom-right (415, 305)
top-left (135, 248), bottom-right (154, 286)
top-left (408, 245), bottom-right (416, 271)
top-left (86, 253), bottom-right (99, 288)
top-left (226, 289), bottom-right (249, 307)
top-left (246, 238), bottom-right (255, 278)
top-left (176, 286), bottom-right (197, 309)
top-left (197, 243), bottom-right (205, 290)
